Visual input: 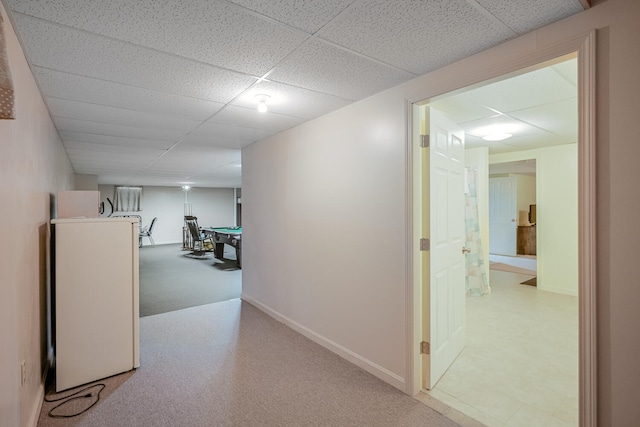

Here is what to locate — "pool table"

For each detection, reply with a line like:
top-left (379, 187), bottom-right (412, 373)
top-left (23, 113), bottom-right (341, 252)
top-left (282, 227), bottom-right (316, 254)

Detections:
top-left (203, 227), bottom-right (241, 268)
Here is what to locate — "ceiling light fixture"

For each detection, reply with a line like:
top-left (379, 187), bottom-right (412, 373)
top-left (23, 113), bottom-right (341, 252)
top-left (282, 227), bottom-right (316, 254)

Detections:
top-left (256, 94), bottom-right (270, 113)
top-left (482, 133), bottom-right (512, 141)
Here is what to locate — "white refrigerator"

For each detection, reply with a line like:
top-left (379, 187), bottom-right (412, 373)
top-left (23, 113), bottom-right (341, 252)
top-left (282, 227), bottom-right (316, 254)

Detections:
top-left (52, 217), bottom-right (140, 392)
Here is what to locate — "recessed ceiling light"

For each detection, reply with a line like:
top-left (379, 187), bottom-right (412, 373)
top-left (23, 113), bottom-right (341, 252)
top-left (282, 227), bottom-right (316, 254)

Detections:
top-left (482, 133), bottom-right (512, 141)
top-left (256, 94), bottom-right (270, 113)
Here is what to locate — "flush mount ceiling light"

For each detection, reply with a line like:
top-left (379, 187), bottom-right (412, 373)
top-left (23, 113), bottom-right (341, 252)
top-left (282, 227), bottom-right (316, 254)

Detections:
top-left (482, 133), bottom-right (512, 141)
top-left (255, 94), bottom-right (270, 113)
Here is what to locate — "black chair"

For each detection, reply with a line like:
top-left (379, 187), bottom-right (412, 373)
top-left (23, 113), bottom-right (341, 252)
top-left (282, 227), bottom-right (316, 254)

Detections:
top-left (139, 217), bottom-right (157, 247)
top-left (184, 216), bottom-right (212, 255)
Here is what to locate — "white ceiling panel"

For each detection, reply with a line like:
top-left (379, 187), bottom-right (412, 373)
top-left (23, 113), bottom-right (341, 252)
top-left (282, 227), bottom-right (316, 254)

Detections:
top-left (458, 66), bottom-right (576, 114)
top-left (191, 122), bottom-right (276, 146)
top-left (54, 117), bottom-right (188, 142)
top-left (465, 134), bottom-right (513, 152)
top-left (176, 133), bottom-right (253, 150)
top-left (151, 146), bottom-right (240, 169)
top-left (8, 0), bottom-right (309, 76)
top-left (461, 115), bottom-right (545, 139)
top-left (209, 105), bottom-right (306, 133)
top-left (430, 97), bottom-right (497, 125)
top-left (47, 98), bottom-right (201, 133)
top-left (318, 0), bottom-right (516, 75)
top-left (146, 154), bottom-right (234, 175)
top-left (34, 68), bottom-right (226, 121)
top-left (551, 60), bottom-right (578, 87)
top-left (226, 0), bottom-right (354, 33)
top-left (64, 140), bottom-right (165, 159)
top-left (508, 98), bottom-right (578, 142)
top-left (231, 80), bottom-right (353, 119)
top-left (13, 14), bottom-right (257, 102)
top-left (268, 38), bottom-right (415, 100)
top-left (59, 131), bottom-right (176, 150)
top-left (4, 1), bottom-right (585, 186)
top-left (476, 0), bottom-right (584, 34)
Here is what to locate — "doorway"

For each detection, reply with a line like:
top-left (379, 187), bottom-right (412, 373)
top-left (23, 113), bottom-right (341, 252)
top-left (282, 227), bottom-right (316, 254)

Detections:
top-left (414, 45), bottom-right (588, 424)
top-left (489, 160), bottom-right (538, 276)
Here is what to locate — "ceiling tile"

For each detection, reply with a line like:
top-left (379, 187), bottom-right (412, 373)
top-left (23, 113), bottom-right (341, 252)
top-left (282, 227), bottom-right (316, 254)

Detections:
top-left (35, 67), bottom-right (225, 120)
top-left (317, 0), bottom-right (516, 75)
top-left (269, 38), bottom-right (415, 100)
top-left (226, 0), bottom-right (354, 33)
top-left (64, 140), bottom-right (166, 157)
top-left (54, 117), bottom-right (188, 141)
top-left (170, 145), bottom-right (241, 167)
top-left (59, 131), bottom-right (176, 150)
top-left (508, 98), bottom-right (578, 142)
top-left (459, 66), bottom-right (577, 114)
top-left (465, 134), bottom-right (513, 154)
top-left (231, 80), bottom-right (352, 118)
top-left (430, 98), bottom-right (497, 125)
top-left (191, 122), bottom-right (276, 146)
top-left (475, 0), bottom-right (584, 34)
top-left (13, 13), bottom-right (257, 102)
top-left (551, 60), bottom-right (578, 87)
top-left (47, 98), bottom-right (202, 133)
top-left (8, 0), bottom-right (308, 76)
top-left (176, 133), bottom-right (254, 150)
top-left (147, 150), bottom-right (239, 175)
top-left (208, 105), bottom-right (306, 133)
top-left (461, 115), bottom-right (545, 139)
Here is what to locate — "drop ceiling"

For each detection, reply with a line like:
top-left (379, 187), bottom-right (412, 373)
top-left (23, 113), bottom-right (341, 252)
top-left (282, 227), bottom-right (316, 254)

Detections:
top-left (2, 0), bottom-right (586, 187)
top-left (430, 56), bottom-right (578, 155)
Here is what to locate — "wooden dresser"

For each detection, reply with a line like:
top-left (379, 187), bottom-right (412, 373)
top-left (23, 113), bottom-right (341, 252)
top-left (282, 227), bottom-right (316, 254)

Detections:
top-left (517, 225), bottom-right (536, 255)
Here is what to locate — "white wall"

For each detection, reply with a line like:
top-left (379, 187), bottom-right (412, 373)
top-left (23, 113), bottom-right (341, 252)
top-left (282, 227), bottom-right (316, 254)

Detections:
top-left (243, 1), bottom-right (640, 423)
top-left (98, 185), bottom-right (235, 245)
top-left (243, 89), bottom-right (408, 388)
top-left (491, 144), bottom-right (578, 295)
top-left (0, 4), bottom-right (75, 426)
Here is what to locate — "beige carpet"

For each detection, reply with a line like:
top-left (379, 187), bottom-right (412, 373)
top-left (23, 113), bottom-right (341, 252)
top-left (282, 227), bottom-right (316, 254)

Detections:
top-left (37, 299), bottom-right (460, 426)
top-left (489, 262), bottom-right (536, 276)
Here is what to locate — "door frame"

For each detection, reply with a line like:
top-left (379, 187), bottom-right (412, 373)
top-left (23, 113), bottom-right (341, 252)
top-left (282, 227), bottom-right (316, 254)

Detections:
top-left (404, 31), bottom-right (596, 426)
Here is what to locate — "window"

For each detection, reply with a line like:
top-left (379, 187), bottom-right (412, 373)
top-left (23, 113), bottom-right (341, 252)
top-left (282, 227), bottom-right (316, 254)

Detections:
top-left (114, 186), bottom-right (142, 212)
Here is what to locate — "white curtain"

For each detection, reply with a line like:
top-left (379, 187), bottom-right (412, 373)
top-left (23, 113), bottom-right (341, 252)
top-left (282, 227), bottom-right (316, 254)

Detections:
top-left (114, 186), bottom-right (142, 212)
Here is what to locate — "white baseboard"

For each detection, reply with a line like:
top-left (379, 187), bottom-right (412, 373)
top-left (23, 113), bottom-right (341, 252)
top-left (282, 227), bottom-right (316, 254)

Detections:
top-left (241, 294), bottom-right (406, 392)
top-left (28, 383), bottom-right (45, 427)
top-left (538, 284), bottom-right (578, 296)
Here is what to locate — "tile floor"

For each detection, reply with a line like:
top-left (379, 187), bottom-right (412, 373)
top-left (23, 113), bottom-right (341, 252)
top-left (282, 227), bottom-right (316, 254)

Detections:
top-left (418, 268), bottom-right (578, 426)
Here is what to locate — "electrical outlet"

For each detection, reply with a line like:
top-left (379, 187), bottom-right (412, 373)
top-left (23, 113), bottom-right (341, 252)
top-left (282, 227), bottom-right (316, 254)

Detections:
top-left (20, 361), bottom-right (26, 386)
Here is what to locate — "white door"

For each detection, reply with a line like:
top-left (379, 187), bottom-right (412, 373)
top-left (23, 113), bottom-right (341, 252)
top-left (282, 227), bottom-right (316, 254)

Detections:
top-left (422, 107), bottom-right (466, 389)
top-left (489, 176), bottom-right (517, 256)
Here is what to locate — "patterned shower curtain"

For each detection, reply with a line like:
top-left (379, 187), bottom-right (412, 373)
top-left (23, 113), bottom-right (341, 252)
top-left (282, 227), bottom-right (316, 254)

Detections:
top-left (0, 14), bottom-right (16, 120)
top-left (465, 168), bottom-right (490, 296)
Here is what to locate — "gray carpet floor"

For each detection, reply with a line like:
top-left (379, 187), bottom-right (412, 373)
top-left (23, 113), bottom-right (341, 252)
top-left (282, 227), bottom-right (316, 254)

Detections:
top-left (139, 243), bottom-right (242, 317)
top-left (38, 299), bottom-right (460, 426)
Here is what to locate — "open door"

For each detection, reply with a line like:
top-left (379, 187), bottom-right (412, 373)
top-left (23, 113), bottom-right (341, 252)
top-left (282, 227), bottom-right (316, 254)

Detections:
top-left (489, 176), bottom-right (518, 256)
top-left (421, 106), bottom-right (466, 389)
